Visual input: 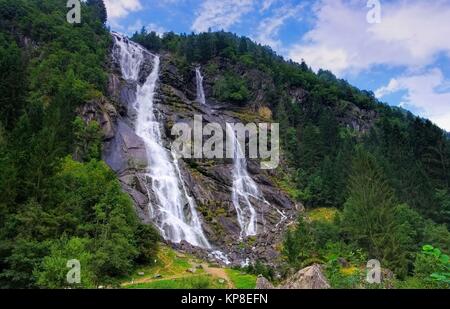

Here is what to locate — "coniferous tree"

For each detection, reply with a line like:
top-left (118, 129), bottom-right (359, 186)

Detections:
top-left (87, 0), bottom-right (107, 24)
top-left (341, 147), bottom-right (412, 277)
top-left (0, 40), bottom-right (26, 129)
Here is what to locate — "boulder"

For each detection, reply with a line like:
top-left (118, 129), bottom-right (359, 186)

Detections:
top-left (281, 264), bottom-right (330, 289)
top-left (255, 276), bottom-right (274, 289)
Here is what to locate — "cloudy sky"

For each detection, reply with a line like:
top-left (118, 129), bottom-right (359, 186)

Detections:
top-left (104, 0), bottom-right (450, 131)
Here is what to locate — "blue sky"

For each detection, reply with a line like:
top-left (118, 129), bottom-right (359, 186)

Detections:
top-left (104, 0), bottom-right (450, 131)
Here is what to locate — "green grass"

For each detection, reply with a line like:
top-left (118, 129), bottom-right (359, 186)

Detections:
top-left (270, 174), bottom-right (303, 201)
top-left (121, 246), bottom-right (205, 283)
top-left (308, 207), bottom-right (339, 223)
top-left (125, 275), bottom-right (225, 289)
top-left (225, 269), bottom-right (257, 289)
top-left (122, 245), bottom-right (258, 290)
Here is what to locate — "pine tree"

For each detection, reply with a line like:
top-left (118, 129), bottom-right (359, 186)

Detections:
top-left (87, 0), bottom-right (107, 24)
top-left (282, 216), bottom-right (316, 267)
top-left (0, 40), bottom-right (26, 129)
top-left (298, 124), bottom-right (324, 175)
top-left (341, 147), bottom-right (411, 277)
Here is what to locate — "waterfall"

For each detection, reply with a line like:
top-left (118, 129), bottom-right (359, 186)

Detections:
top-left (113, 33), bottom-right (210, 248)
top-left (195, 67), bottom-right (206, 105)
top-left (226, 124), bottom-right (260, 237)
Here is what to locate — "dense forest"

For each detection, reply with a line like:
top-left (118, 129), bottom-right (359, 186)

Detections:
top-left (0, 0), bottom-right (158, 288)
top-left (0, 0), bottom-right (449, 288)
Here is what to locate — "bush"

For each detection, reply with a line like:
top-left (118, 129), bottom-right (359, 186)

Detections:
top-left (135, 224), bottom-right (160, 265)
top-left (35, 237), bottom-right (95, 288)
top-left (282, 216), bottom-right (318, 268)
top-left (213, 73), bottom-right (249, 104)
top-left (413, 245), bottom-right (450, 288)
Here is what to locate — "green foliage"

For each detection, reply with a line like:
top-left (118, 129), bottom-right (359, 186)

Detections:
top-left (134, 224), bottom-right (160, 265)
top-left (0, 38), bottom-right (26, 129)
top-left (46, 158), bottom-right (156, 284)
top-left (324, 259), bottom-right (363, 289)
top-left (435, 189), bottom-right (450, 228)
top-left (0, 238), bottom-right (49, 288)
top-left (245, 260), bottom-right (275, 281)
top-left (282, 216), bottom-right (318, 268)
top-left (73, 117), bottom-right (103, 161)
top-left (126, 275), bottom-right (221, 289)
top-left (422, 221), bottom-right (450, 252)
top-left (35, 237), bottom-right (95, 288)
top-left (87, 0), bottom-right (107, 24)
top-left (0, 156), bottom-right (160, 288)
top-left (0, 0), bottom-right (159, 288)
top-left (413, 245), bottom-right (450, 287)
top-left (225, 269), bottom-right (257, 289)
top-left (213, 73), bottom-right (250, 104)
top-left (132, 27), bottom-right (162, 52)
top-left (340, 148), bottom-right (413, 277)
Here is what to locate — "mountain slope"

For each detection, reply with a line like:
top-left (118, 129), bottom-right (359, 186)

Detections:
top-left (0, 0), bottom-right (449, 288)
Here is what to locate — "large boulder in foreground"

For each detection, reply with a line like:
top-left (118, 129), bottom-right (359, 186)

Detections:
top-left (282, 264), bottom-right (330, 289)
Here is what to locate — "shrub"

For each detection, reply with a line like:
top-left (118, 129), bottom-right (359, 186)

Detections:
top-left (213, 73), bottom-right (249, 104)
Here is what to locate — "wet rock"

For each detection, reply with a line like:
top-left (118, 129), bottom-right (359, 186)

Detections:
top-left (108, 73), bottom-right (121, 100)
top-left (103, 119), bottom-right (147, 173)
top-left (102, 41), bottom-right (299, 266)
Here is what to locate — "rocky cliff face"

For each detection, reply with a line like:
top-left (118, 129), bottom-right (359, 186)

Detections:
top-left (79, 35), bottom-right (379, 267)
top-left (89, 38), bottom-right (299, 266)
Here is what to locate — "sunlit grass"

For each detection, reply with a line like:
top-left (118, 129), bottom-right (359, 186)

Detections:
top-left (308, 207), bottom-right (339, 223)
top-left (125, 275), bottom-right (225, 289)
top-left (121, 246), bottom-right (204, 283)
top-left (225, 269), bottom-right (257, 289)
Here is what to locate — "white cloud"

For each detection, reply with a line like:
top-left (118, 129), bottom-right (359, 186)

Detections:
top-left (255, 4), bottom-right (304, 50)
top-left (126, 20), bottom-right (166, 37)
top-left (260, 0), bottom-right (278, 12)
top-left (376, 69), bottom-right (450, 131)
top-left (104, 0), bottom-right (143, 20)
top-left (146, 23), bottom-right (166, 37)
top-left (191, 0), bottom-right (255, 33)
top-left (289, 0), bottom-right (450, 75)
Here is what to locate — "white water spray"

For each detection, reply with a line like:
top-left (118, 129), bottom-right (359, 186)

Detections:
top-left (113, 33), bottom-right (210, 248)
top-left (226, 124), bottom-right (288, 237)
top-left (226, 124), bottom-right (260, 237)
top-left (195, 67), bottom-right (206, 105)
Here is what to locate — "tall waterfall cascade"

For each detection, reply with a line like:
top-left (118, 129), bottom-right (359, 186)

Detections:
top-left (226, 124), bottom-right (263, 237)
top-left (113, 33), bottom-right (210, 248)
top-left (195, 67), bottom-right (206, 105)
